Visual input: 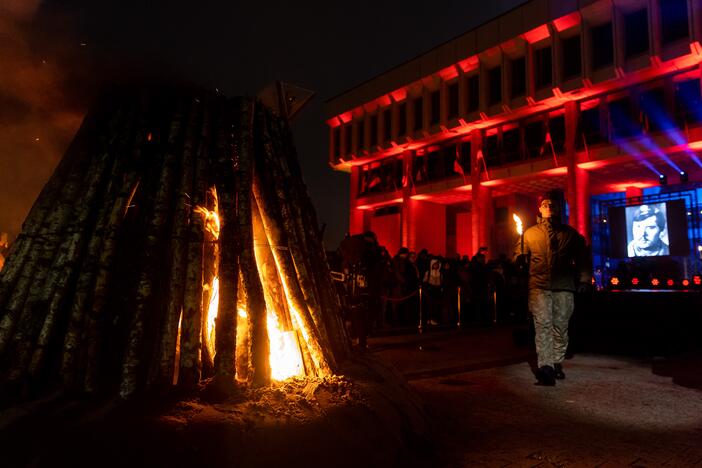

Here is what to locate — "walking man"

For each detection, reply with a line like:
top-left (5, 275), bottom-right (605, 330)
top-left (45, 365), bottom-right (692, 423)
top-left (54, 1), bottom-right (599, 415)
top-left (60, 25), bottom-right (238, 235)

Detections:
top-left (517, 191), bottom-right (590, 385)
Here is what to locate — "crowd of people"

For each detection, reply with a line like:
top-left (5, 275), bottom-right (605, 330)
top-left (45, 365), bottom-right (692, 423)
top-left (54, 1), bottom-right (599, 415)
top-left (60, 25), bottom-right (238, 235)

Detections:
top-left (331, 231), bottom-right (531, 341)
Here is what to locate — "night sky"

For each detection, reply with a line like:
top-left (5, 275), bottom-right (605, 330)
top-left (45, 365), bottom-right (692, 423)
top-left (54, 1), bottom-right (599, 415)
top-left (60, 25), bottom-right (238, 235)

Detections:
top-left (1, 0), bottom-right (526, 249)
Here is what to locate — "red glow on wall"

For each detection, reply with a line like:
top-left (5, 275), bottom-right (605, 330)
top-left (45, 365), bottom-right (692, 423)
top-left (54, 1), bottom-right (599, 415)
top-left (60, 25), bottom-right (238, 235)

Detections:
top-left (553, 12), bottom-right (581, 32)
top-left (390, 88), bottom-right (408, 102)
top-left (457, 55), bottom-right (479, 73)
top-left (438, 65), bottom-right (459, 81)
top-left (523, 25), bottom-right (550, 44)
top-left (339, 112), bottom-right (353, 124)
top-left (608, 182), bottom-right (656, 192)
top-left (355, 197), bottom-right (403, 211)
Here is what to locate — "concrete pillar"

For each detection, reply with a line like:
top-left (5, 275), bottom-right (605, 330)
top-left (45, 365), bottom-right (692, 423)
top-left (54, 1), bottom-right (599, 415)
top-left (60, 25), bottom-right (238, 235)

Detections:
top-left (565, 100), bottom-right (591, 242)
top-left (401, 150), bottom-right (414, 248)
top-left (349, 165), bottom-right (365, 235)
top-left (471, 130), bottom-right (489, 255)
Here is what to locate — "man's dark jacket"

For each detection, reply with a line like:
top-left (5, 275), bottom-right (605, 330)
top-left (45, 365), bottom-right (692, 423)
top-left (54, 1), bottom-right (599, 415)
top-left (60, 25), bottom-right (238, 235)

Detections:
top-left (517, 216), bottom-right (590, 291)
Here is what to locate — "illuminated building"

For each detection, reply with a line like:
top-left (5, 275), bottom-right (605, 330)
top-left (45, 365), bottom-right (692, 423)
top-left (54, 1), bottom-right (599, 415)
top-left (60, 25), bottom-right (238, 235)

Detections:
top-left (326, 0), bottom-right (702, 264)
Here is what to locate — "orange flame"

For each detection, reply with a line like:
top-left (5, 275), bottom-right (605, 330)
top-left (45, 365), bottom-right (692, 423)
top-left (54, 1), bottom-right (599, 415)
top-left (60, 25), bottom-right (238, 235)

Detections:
top-left (195, 202), bottom-right (304, 382)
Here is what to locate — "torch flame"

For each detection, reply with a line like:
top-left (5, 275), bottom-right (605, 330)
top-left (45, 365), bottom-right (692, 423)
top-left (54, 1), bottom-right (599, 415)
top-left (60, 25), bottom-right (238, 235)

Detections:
top-left (512, 213), bottom-right (523, 235)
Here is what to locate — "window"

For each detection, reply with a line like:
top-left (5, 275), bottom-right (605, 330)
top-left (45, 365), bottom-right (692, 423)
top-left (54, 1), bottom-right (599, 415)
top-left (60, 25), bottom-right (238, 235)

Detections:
top-left (510, 57), bottom-right (526, 99)
top-left (639, 87), bottom-right (670, 132)
top-left (426, 148), bottom-right (442, 180)
top-left (591, 22), bottom-right (614, 70)
top-left (333, 126), bottom-right (340, 158)
top-left (579, 105), bottom-right (604, 147)
top-left (562, 35), bottom-right (582, 80)
top-left (484, 134), bottom-right (500, 167)
top-left (370, 114), bottom-right (378, 147)
top-left (675, 79), bottom-right (702, 126)
top-left (447, 82), bottom-right (459, 119)
top-left (383, 108), bottom-right (392, 142)
top-left (525, 120), bottom-right (546, 158)
top-left (467, 74), bottom-right (480, 112)
top-left (430, 90), bottom-right (441, 125)
top-left (344, 125), bottom-right (352, 155)
top-left (609, 97), bottom-right (640, 139)
top-left (534, 47), bottom-right (552, 89)
top-left (488, 66), bottom-right (502, 106)
top-left (549, 115), bottom-right (565, 153)
top-left (502, 128), bottom-right (521, 162)
top-left (624, 9), bottom-right (649, 59)
top-left (660, 0), bottom-right (689, 45)
top-left (413, 97), bottom-right (424, 131)
top-left (398, 102), bottom-right (407, 136)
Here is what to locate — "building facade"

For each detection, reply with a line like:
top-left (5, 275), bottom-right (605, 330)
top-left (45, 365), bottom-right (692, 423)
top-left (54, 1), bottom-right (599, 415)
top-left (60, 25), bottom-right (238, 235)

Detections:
top-left (326, 0), bottom-right (702, 262)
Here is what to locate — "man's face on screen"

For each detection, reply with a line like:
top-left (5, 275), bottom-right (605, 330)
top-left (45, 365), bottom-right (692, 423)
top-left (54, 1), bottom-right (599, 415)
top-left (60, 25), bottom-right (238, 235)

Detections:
top-left (633, 215), bottom-right (661, 250)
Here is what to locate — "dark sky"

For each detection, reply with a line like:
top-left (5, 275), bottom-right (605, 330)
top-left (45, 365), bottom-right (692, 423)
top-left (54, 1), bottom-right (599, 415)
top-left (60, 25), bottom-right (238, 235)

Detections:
top-left (2, 0), bottom-right (526, 248)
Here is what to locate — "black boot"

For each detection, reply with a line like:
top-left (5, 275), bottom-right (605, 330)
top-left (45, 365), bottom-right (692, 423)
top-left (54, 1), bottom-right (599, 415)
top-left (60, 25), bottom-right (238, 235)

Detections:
top-left (554, 363), bottom-right (565, 380)
top-left (535, 365), bottom-right (556, 386)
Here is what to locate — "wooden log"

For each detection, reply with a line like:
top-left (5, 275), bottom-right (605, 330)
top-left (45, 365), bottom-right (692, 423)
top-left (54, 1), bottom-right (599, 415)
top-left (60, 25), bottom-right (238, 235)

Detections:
top-left (251, 125), bottom-right (335, 379)
top-left (177, 99), bottom-right (211, 389)
top-left (213, 97), bottom-right (239, 386)
top-left (83, 90), bottom-right (154, 394)
top-left (120, 98), bottom-right (185, 398)
top-left (0, 114), bottom-right (101, 359)
top-left (268, 114), bottom-right (350, 361)
top-left (236, 99), bottom-right (270, 387)
top-left (152, 95), bottom-right (203, 387)
top-left (254, 111), bottom-right (340, 372)
top-left (200, 187), bottom-right (219, 379)
top-left (11, 145), bottom-right (119, 383)
top-left (0, 97), bottom-right (109, 313)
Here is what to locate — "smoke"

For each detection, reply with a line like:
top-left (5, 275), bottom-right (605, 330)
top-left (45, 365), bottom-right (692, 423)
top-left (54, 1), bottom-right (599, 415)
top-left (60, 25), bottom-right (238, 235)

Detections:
top-left (0, 1), bottom-right (84, 239)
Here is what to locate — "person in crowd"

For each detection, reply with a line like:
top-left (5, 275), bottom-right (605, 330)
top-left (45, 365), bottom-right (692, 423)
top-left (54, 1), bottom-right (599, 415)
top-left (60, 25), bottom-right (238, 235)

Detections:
top-left (441, 259), bottom-right (459, 325)
top-left (422, 258), bottom-right (443, 326)
top-left (516, 191), bottom-right (590, 386)
top-left (470, 251), bottom-right (489, 324)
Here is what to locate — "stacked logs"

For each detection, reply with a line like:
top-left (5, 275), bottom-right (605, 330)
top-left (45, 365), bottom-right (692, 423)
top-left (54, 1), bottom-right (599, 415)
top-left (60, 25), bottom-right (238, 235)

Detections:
top-left (0, 86), bottom-right (350, 400)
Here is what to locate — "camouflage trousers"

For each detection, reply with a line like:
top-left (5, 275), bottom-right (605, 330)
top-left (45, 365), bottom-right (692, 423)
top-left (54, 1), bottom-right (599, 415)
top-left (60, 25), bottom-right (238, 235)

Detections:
top-left (528, 289), bottom-right (574, 368)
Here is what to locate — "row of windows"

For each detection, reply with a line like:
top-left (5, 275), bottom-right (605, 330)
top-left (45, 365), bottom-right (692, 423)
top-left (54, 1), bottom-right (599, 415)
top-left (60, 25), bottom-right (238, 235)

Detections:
top-left (333, 0), bottom-right (692, 161)
top-left (356, 78), bottom-right (702, 197)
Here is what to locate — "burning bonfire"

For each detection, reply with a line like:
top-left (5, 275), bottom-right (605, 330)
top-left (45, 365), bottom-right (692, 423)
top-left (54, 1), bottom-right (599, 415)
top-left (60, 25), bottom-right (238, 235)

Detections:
top-left (0, 87), bottom-right (350, 399)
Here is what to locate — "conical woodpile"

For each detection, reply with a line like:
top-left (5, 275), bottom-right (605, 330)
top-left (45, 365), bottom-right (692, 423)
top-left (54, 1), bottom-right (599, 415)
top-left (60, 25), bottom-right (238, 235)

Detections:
top-left (0, 86), bottom-right (350, 400)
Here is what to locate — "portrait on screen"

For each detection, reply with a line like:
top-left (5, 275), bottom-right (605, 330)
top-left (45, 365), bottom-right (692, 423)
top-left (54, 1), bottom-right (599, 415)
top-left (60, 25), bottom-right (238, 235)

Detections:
top-left (626, 203), bottom-right (669, 257)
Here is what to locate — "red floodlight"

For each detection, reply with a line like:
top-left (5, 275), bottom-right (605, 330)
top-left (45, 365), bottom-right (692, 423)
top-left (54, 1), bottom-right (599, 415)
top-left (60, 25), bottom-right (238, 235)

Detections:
top-left (682, 279), bottom-right (690, 287)
top-left (610, 277), bottom-right (619, 286)
top-left (666, 279), bottom-right (674, 287)
top-left (694, 276), bottom-right (702, 286)
top-left (651, 278), bottom-right (660, 286)
top-left (631, 277), bottom-right (640, 286)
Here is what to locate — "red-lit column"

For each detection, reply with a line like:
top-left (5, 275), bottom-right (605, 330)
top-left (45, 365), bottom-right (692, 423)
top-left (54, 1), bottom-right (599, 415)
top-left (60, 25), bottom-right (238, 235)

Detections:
top-left (401, 150), bottom-right (414, 249)
top-left (349, 165), bottom-right (365, 235)
top-left (565, 101), bottom-right (591, 243)
top-left (470, 130), bottom-right (488, 255)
